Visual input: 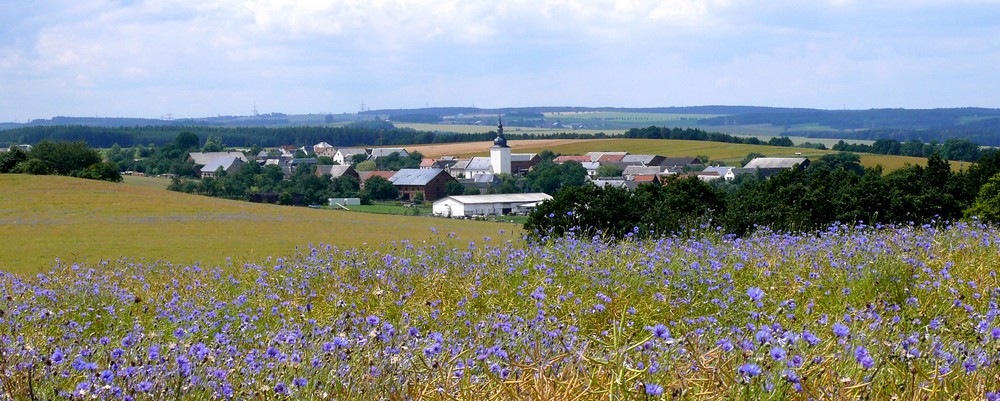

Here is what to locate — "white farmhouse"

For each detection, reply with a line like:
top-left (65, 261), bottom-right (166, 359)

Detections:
top-left (432, 193), bottom-right (552, 218)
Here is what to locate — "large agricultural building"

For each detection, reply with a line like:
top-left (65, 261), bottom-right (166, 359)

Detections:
top-left (432, 193), bottom-right (552, 218)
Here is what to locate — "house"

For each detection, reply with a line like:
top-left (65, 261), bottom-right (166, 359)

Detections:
top-left (200, 157), bottom-right (244, 178)
top-left (448, 159), bottom-right (472, 177)
top-left (0, 144), bottom-right (32, 153)
top-left (581, 161), bottom-right (601, 177)
top-left (553, 155), bottom-right (590, 164)
top-left (659, 157), bottom-right (703, 170)
top-left (334, 148), bottom-right (368, 165)
top-left (510, 153), bottom-right (542, 174)
top-left (742, 157), bottom-right (810, 170)
top-left (622, 165), bottom-right (664, 178)
top-left (388, 168), bottom-right (457, 201)
top-left (621, 154), bottom-right (665, 167)
top-left (369, 147), bottom-right (409, 160)
top-left (187, 151), bottom-right (248, 166)
top-left (312, 142), bottom-right (335, 156)
top-left (701, 166), bottom-right (736, 181)
top-left (457, 173), bottom-right (500, 194)
top-left (315, 165), bottom-right (360, 180)
top-left (463, 157), bottom-right (493, 178)
top-left (586, 152), bottom-right (629, 162)
top-left (359, 170), bottom-right (397, 188)
top-left (432, 193), bottom-right (553, 218)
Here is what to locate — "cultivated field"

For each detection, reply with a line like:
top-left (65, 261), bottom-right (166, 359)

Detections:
top-left (0, 175), bottom-right (518, 275)
top-left (408, 138), bottom-right (946, 171)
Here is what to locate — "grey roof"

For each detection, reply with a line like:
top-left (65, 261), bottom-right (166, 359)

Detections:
top-left (702, 166), bottom-right (734, 175)
top-left (623, 165), bottom-right (663, 176)
top-left (200, 157), bottom-right (242, 173)
top-left (585, 151), bottom-right (629, 161)
top-left (471, 173), bottom-right (499, 183)
top-left (370, 148), bottom-right (409, 158)
top-left (510, 153), bottom-right (537, 162)
top-left (336, 148), bottom-right (367, 157)
top-left (450, 159), bottom-right (472, 170)
top-left (316, 165), bottom-right (355, 178)
top-left (435, 193), bottom-right (552, 205)
top-left (389, 168), bottom-right (446, 186)
top-left (621, 154), bottom-right (660, 165)
top-left (743, 157), bottom-right (808, 169)
top-left (189, 151), bottom-right (247, 165)
top-left (466, 157), bottom-right (492, 171)
top-left (659, 157), bottom-right (702, 167)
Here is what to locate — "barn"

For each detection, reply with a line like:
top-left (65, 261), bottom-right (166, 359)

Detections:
top-left (432, 193), bottom-right (553, 218)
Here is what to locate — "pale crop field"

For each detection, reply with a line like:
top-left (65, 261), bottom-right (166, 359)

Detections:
top-left (0, 175), bottom-right (518, 275)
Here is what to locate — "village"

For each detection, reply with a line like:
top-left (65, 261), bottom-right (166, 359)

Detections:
top-left (179, 120), bottom-right (809, 219)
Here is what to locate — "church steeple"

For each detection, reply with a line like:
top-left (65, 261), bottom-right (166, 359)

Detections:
top-left (490, 115), bottom-right (511, 174)
top-left (493, 115), bottom-right (508, 148)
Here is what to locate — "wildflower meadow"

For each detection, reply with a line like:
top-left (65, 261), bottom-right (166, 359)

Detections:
top-left (3, 222), bottom-right (1000, 399)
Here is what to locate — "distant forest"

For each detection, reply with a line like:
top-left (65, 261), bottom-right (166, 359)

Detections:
top-left (0, 121), bottom-right (610, 149)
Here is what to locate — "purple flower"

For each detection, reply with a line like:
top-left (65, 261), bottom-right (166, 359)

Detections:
top-left (274, 382), bottom-right (288, 394)
top-left (746, 287), bottom-right (765, 302)
top-left (649, 324), bottom-right (671, 340)
top-left (738, 363), bottom-right (763, 378)
top-left (136, 381), bottom-right (153, 393)
top-left (644, 382), bottom-right (664, 396)
top-left (770, 347), bottom-right (786, 361)
top-left (293, 377), bottom-right (308, 387)
top-left (366, 315), bottom-right (380, 326)
top-left (832, 323), bottom-right (850, 338)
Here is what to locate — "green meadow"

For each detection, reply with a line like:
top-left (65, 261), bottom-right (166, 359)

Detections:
top-left (0, 175), bottom-right (518, 275)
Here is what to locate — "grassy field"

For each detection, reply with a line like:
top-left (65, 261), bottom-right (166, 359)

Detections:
top-left (121, 175), bottom-right (172, 190)
top-left (0, 175), bottom-right (519, 275)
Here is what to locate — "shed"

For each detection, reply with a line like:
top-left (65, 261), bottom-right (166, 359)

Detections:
top-left (432, 193), bottom-right (553, 218)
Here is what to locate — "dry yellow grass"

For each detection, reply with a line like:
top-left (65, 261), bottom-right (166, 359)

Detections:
top-left (0, 175), bottom-right (519, 275)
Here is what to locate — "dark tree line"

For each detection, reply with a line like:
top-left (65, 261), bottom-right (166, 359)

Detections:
top-left (832, 138), bottom-right (983, 162)
top-left (0, 141), bottom-right (121, 182)
top-left (526, 151), bottom-right (1000, 240)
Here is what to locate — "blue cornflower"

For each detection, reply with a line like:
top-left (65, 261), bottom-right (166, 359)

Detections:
top-left (738, 363), bottom-right (763, 379)
top-left (293, 377), bottom-right (308, 387)
top-left (274, 382), bottom-right (289, 394)
top-left (802, 331), bottom-right (820, 346)
top-left (747, 287), bottom-right (765, 302)
top-left (366, 315), bottom-right (380, 326)
top-left (644, 382), bottom-right (664, 396)
top-left (770, 347), bottom-right (786, 361)
top-left (50, 349), bottom-right (65, 364)
top-left (832, 323), bottom-right (850, 338)
top-left (649, 324), bottom-right (671, 340)
top-left (136, 381), bottom-right (153, 392)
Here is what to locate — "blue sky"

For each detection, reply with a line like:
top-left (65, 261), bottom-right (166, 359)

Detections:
top-left (2, 0), bottom-right (999, 122)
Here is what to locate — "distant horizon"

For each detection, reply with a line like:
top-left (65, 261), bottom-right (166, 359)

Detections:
top-left (7, 103), bottom-right (1000, 124)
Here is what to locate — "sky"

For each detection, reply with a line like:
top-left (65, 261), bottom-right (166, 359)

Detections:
top-left (2, 0), bottom-right (999, 122)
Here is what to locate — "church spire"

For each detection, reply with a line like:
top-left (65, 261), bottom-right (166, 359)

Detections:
top-left (493, 115), bottom-right (508, 148)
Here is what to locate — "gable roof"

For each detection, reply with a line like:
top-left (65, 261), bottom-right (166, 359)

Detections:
top-left (660, 157), bottom-right (702, 167)
top-left (553, 155), bottom-right (590, 164)
top-left (743, 157), bottom-right (808, 169)
top-left (389, 168), bottom-right (448, 186)
top-left (359, 170), bottom-right (397, 182)
top-left (200, 157), bottom-right (243, 173)
top-left (623, 165), bottom-right (663, 176)
top-left (466, 157), bottom-right (492, 171)
top-left (510, 153), bottom-right (538, 162)
top-left (188, 151), bottom-right (247, 166)
top-left (316, 165), bottom-right (357, 178)
top-left (621, 154), bottom-right (663, 165)
top-left (370, 148), bottom-right (409, 158)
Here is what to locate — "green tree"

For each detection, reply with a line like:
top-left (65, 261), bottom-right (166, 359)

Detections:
top-left (202, 135), bottom-right (225, 152)
top-left (525, 161), bottom-right (587, 194)
top-left (356, 160), bottom-right (377, 171)
top-left (75, 161), bottom-right (123, 182)
top-left (362, 176), bottom-right (398, 201)
top-left (0, 146), bottom-right (28, 173)
top-left (445, 180), bottom-right (467, 196)
top-left (174, 131), bottom-right (200, 150)
top-left (28, 140), bottom-right (103, 176)
top-left (965, 172), bottom-right (1000, 223)
top-left (596, 164), bottom-right (622, 177)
